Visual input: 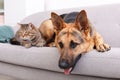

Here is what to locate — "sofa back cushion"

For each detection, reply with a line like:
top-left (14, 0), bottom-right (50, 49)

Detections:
top-left (21, 4), bottom-right (120, 47)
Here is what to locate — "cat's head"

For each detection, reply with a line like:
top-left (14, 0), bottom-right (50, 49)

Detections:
top-left (18, 23), bottom-right (36, 30)
top-left (18, 23), bottom-right (40, 42)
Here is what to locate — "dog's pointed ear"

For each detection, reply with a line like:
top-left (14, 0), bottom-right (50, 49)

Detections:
top-left (51, 12), bottom-right (64, 33)
top-left (75, 10), bottom-right (89, 31)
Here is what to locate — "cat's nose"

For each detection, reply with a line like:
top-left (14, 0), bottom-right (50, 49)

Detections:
top-left (22, 35), bottom-right (25, 37)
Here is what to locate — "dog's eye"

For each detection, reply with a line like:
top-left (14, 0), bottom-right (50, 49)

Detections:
top-left (59, 42), bottom-right (64, 48)
top-left (70, 40), bottom-right (78, 49)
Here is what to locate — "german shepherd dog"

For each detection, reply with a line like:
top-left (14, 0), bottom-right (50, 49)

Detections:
top-left (39, 10), bottom-right (111, 75)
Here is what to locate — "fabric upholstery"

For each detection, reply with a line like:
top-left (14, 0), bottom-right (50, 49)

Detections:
top-left (0, 3), bottom-right (120, 80)
top-left (0, 43), bottom-right (120, 78)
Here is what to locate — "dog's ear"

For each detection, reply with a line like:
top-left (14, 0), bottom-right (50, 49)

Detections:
top-left (51, 12), bottom-right (65, 33)
top-left (75, 10), bottom-right (89, 31)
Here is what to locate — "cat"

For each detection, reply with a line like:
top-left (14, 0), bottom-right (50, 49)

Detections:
top-left (10, 23), bottom-right (46, 48)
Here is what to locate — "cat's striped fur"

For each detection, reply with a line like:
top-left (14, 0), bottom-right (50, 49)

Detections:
top-left (10, 23), bottom-right (46, 48)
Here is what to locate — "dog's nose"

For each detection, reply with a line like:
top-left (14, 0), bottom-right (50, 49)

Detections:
top-left (59, 60), bottom-right (69, 69)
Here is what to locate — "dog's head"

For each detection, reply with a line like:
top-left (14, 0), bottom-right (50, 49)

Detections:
top-left (51, 10), bottom-right (94, 75)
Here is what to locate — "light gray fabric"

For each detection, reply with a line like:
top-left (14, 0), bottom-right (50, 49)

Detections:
top-left (0, 43), bottom-right (120, 78)
top-left (0, 74), bottom-right (22, 80)
top-left (0, 3), bottom-right (120, 80)
top-left (0, 62), bottom-right (114, 80)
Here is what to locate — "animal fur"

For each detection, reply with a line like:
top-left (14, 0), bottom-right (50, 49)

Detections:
top-left (10, 23), bottom-right (46, 48)
top-left (39, 10), bottom-right (111, 74)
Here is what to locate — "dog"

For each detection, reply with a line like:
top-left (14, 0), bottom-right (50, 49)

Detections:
top-left (39, 10), bottom-right (111, 75)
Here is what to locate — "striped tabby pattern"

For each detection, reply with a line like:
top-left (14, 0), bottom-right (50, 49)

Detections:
top-left (11, 23), bottom-right (46, 48)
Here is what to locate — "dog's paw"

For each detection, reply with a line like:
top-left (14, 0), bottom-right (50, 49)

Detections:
top-left (96, 43), bottom-right (111, 52)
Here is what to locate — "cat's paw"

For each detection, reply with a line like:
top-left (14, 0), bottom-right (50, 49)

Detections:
top-left (47, 42), bottom-right (56, 47)
top-left (36, 43), bottom-right (45, 47)
top-left (96, 43), bottom-right (111, 52)
top-left (24, 44), bottom-right (31, 48)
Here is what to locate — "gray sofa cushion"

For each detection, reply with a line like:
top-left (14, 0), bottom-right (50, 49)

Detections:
top-left (0, 43), bottom-right (120, 78)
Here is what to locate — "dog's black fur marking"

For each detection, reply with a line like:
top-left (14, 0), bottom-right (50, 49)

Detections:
top-left (71, 54), bottom-right (82, 72)
top-left (60, 12), bottom-right (79, 23)
top-left (60, 14), bottom-right (67, 19)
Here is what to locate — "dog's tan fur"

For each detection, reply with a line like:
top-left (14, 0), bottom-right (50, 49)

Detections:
top-left (39, 10), bottom-right (110, 73)
top-left (39, 20), bottom-right (54, 42)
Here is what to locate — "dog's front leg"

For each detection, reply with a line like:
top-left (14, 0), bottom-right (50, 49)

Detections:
top-left (94, 32), bottom-right (111, 52)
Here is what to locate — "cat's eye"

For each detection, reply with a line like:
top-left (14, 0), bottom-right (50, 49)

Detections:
top-left (70, 40), bottom-right (78, 49)
top-left (59, 42), bottom-right (63, 48)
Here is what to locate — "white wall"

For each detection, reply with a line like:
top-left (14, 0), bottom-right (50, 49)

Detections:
top-left (25, 0), bottom-right (44, 16)
top-left (4, 0), bottom-right (120, 26)
top-left (45, 0), bottom-right (120, 11)
top-left (4, 0), bottom-right (45, 26)
top-left (4, 0), bottom-right (26, 26)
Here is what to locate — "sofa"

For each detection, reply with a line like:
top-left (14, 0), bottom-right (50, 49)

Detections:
top-left (0, 3), bottom-right (120, 80)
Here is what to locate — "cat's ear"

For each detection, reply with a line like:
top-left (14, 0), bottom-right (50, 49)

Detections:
top-left (29, 23), bottom-right (36, 29)
top-left (17, 23), bottom-right (22, 27)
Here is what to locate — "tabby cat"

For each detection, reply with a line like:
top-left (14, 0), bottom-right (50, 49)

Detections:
top-left (10, 23), bottom-right (46, 48)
